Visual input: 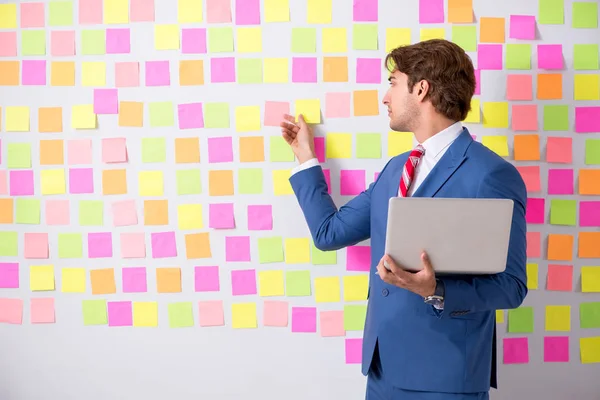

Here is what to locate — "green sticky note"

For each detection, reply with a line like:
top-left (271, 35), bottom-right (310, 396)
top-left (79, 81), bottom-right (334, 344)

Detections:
top-left (81, 30), bottom-right (106, 55)
top-left (508, 306), bottom-right (534, 333)
top-left (58, 233), bottom-right (83, 258)
top-left (21, 30), bottom-right (46, 56)
top-left (352, 24), bottom-right (378, 50)
top-left (237, 58), bottom-right (263, 84)
top-left (168, 302), bottom-right (194, 328)
top-left (285, 270), bottom-right (311, 296)
top-left (550, 199), bottom-right (576, 226)
top-left (572, 2), bottom-right (598, 28)
top-left (580, 302), bottom-right (600, 328)
top-left (356, 133), bottom-right (381, 158)
top-left (79, 200), bottom-right (103, 226)
top-left (506, 44), bottom-right (531, 70)
top-left (238, 168), bottom-right (263, 194)
top-left (574, 44), bottom-right (599, 70)
top-left (543, 105), bottom-right (569, 131)
top-left (258, 237), bottom-right (284, 263)
top-left (49, 1), bottom-right (74, 26)
top-left (451, 26), bottom-right (477, 52)
top-left (311, 243), bottom-right (337, 265)
top-left (149, 102), bottom-right (174, 127)
top-left (15, 199), bottom-right (40, 224)
top-left (269, 136), bottom-right (295, 162)
top-left (585, 139), bottom-right (600, 165)
top-left (204, 102), bottom-right (230, 128)
top-left (291, 27), bottom-right (317, 53)
top-left (539, 0), bottom-right (564, 24)
top-left (344, 305), bottom-right (367, 330)
top-left (0, 232), bottom-right (18, 257)
top-left (208, 27), bottom-right (234, 52)
top-left (176, 169), bottom-right (202, 195)
top-left (82, 300), bottom-right (107, 325)
top-left (7, 143), bottom-right (31, 169)
top-left (142, 137), bottom-right (166, 163)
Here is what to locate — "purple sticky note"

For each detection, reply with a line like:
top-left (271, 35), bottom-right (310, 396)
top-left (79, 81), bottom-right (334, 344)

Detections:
top-left (178, 103), bottom-right (204, 129)
top-left (509, 15), bottom-right (536, 40)
top-left (526, 198), bottom-right (545, 224)
top-left (538, 45), bottom-right (563, 70)
top-left (345, 338), bottom-right (363, 363)
top-left (0, 263), bottom-right (19, 289)
top-left (353, 0), bottom-right (378, 22)
top-left (182, 28), bottom-right (206, 54)
top-left (575, 107), bottom-right (600, 133)
top-left (225, 236), bottom-right (251, 262)
top-left (195, 266), bottom-right (220, 292)
top-left (151, 232), bottom-right (177, 258)
top-left (145, 61), bottom-right (170, 86)
top-left (10, 170), bottom-right (34, 196)
top-left (419, 0), bottom-right (444, 23)
top-left (94, 89), bottom-right (119, 114)
top-left (120, 232), bottom-right (146, 258)
top-left (548, 169), bottom-right (573, 195)
top-left (235, 0), bottom-right (260, 25)
top-left (340, 170), bottom-right (366, 195)
top-left (0, 32), bottom-right (16, 57)
top-left (207, 0), bottom-right (232, 23)
top-left (314, 137), bottom-right (325, 162)
top-left (207, 137), bottom-right (233, 163)
top-left (122, 267), bottom-right (147, 293)
top-left (88, 232), bottom-right (113, 258)
top-left (210, 57), bottom-right (235, 83)
top-left (503, 337), bottom-right (529, 364)
top-left (69, 168), bottom-right (94, 194)
top-left (106, 28), bottom-right (130, 54)
top-left (478, 44), bottom-right (503, 70)
top-left (247, 205), bottom-right (272, 230)
top-left (108, 301), bottom-right (133, 327)
top-left (291, 307), bottom-right (317, 333)
top-left (292, 57), bottom-right (317, 83)
top-left (544, 336), bottom-right (569, 362)
top-left (209, 203), bottom-right (235, 228)
top-left (356, 58), bottom-right (381, 84)
top-left (231, 269), bottom-right (257, 295)
top-left (347, 245), bottom-right (371, 271)
top-left (22, 60), bottom-right (46, 85)
top-left (51, 31), bottom-right (75, 56)
top-left (580, 201), bottom-right (600, 227)
top-left (474, 69), bottom-right (481, 95)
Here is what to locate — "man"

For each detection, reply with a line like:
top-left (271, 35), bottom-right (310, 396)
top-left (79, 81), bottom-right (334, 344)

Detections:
top-left (280, 39), bottom-right (528, 400)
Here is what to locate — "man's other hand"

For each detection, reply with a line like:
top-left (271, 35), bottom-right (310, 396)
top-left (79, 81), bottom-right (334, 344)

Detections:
top-left (376, 251), bottom-right (437, 299)
top-left (280, 113), bottom-right (316, 164)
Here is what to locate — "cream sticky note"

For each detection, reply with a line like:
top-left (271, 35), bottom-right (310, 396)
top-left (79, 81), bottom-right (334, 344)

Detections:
top-left (315, 276), bottom-right (341, 303)
top-left (295, 99), bottom-right (321, 123)
top-left (232, 302), bottom-right (257, 328)
top-left (307, 0), bottom-right (331, 24)
top-left (154, 24), bottom-right (180, 50)
top-left (139, 171), bottom-right (164, 196)
top-left (104, 0), bottom-right (129, 24)
top-left (264, 58), bottom-right (288, 83)
top-left (326, 133), bottom-right (353, 158)
top-left (6, 106), bottom-right (30, 132)
top-left (82, 62), bottom-right (106, 86)
top-left (264, 0), bottom-right (289, 22)
top-left (177, 204), bottom-right (203, 230)
top-left (237, 27), bottom-right (262, 53)
top-left (133, 301), bottom-right (158, 327)
top-left (285, 238), bottom-right (310, 263)
top-left (30, 265), bottom-right (55, 291)
top-left (0, 4), bottom-right (17, 29)
top-left (344, 275), bottom-right (369, 301)
top-left (61, 267), bottom-right (86, 292)
top-left (258, 270), bottom-right (285, 296)
top-left (386, 28), bottom-right (411, 52)
top-left (178, 0), bottom-right (203, 23)
top-left (235, 105), bottom-right (261, 132)
top-left (71, 105), bottom-right (97, 129)
top-left (322, 27), bottom-right (347, 53)
top-left (41, 169), bottom-right (66, 195)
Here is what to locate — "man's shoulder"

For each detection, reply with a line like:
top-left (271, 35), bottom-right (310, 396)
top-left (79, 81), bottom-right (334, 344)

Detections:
top-left (466, 139), bottom-right (520, 176)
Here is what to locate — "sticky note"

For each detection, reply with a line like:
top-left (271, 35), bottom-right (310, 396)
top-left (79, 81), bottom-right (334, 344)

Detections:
top-left (322, 28), bottom-right (347, 53)
top-left (207, 137), bottom-right (233, 163)
top-left (547, 234), bottom-right (573, 260)
top-left (81, 61), bottom-right (106, 87)
top-left (71, 104), bottom-right (96, 129)
top-left (120, 232), bottom-right (145, 258)
top-left (0, 298), bottom-right (21, 324)
top-left (264, 0), bottom-right (289, 22)
top-left (420, 28), bottom-right (445, 41)
top-left (385, 27), bottom-right (410, 52)
top-left (40, 169), bottom-right (66, 195)
top-left (580, 337), bottom-right (600, 363)
top-left (0, 61), bottom-right (19, 86)
top-left (232, 302), bottom-right (257, 328)
top-left (341, 170), bottom-right (366, 195)
top-left (545, 305), bottom-right (571, 331)
top-left (115, 62), bottom-right (140, 87)
top-left (354, 89), bottom-right (380, 116)
top-left (544, 336), bottom-right (569, 362)
top-left (82, 300), bottom-right (107, 325)
top-left (292, 306), bottom-right (317, 332)
top-left (344, 304), bottom-right (367, 330)
top-left (312, 244), bottom-right (337, 265)
top-left (145, 61), bottom-right (170, 86)
top-left (58, 233), bottom-right (83, 258)
top-left (314, 277), bottom-right (341, 303)
top-left (575, 74), bottom-right (600, 101)
top-left (509, 15), bottom-right (535, 39)
top-left (539, 0), bottom-right (564, 24)
top-left (185, 232), bottom-right (212, 259)
top-left (547, 264), bottom-right (573, 291)
top-left (325, 92), bottom-right (350, 119)
top-left (344, 275), bottom-right (369, 301)
top-left (30, 298), bottom-right (55, 324)
top-left (178, 0), bottom-right (203, 23)
top-left (388, 131), bottom-right (414, 155)
top-left (263, 300), bottom-right (288, 327)
top-left (572, 2), bottom-right (598, 28)
top-left (507, 75), bottom-right (533, 101)
top-left (7, 143), bottom-right (31, 169)
top-left (503, 337), bottom-right (529, 364)
top-left (6, 107), bottom-right (30, 132)
top-left (543, 105), bottom-right (569, 131)
top-left (198, 300), bottom-right (224, 327)
top-left (496, 310), bottom-right (505, 323)
top-left (22, 30), bottom-right (46, 56)
top-left (88, 232), bottom-right (112, 258)
top-left (238, 168), bottom-right (263, 194)
top-left (325, 133), bottom-right (352, 159)
top-left (156, 267), bottom-right (181, 293)
top-left (580, 302), bottom-right (600, 328)
top-left (49, 1), bottom-right (73, 26)
top-left (580, 201), bottom-right (600, 227)
top-left (508, 306), bottom-right (534, 333)
top-left (51, 61), bottom-right (75, 86)
top-left (526, 263), bottom-right (538, 289)
top-left (586, 139), bottom-right (600, 165)
top-left (356, 58), bottom-right (381, 84)
top-left (208, 170), bottom-right (234, 196)
top-left (94, 89), bottom-right (118, 115)
top-left (15, 198), bottom-right (40, 225)
top-left (419, 0), bottom-right (444, 23)
top-left (177, 204), bottom-right (203, 230)
top-left (226, 236), bottom-right (251, 262)
top-left (353, 0), bottom-right (377, 21)
top-left (258, 237), bottom-right (284, 263)
top-left (447, 0), bottom-right (472, 23)
top-left (478, 44), bottom-right (503, 70)
top-left (482, 102), bottom-right (509, 128)
top-left (346, 338), bottom-right (363, 364)
top-left (104, 0), bottom-right (129, 24)
top-left (292, 57), bottom-right (317, 83)
top-left (204, 102), bottom-right (230, 128)
top-left (480, 17), bottom-right (505, 43)
top-left (247, 205), bottom-right (272, 230)
top-left (452, 26), bottom-right (476, 52)
top-left (263, 58), bottom-right (288, 83)
top-left (352, 24), bottom-right (378, 50)
top-left (79, 200), bottom-right (103, 226)
top-left (194, 266), bottom-right (220, 292)
top-left (0, 263), bottom-right (19, 289)
top-left (582, 266), bottom-right (600, 292)
top-left (0, 32), bottom-right (16, 57)
top-left (235, 0), bottom-right (259, 24)
top-left (258, 270), bottom-right (284, 296)
top-left (168, 302), bottom-right (194, 328)
top-left (132, 302), bottom-right (158, 327)
top-left (154, 24), bottom-right (179, 50)
top-left (574, 44), bottom-right (599, 70)
top-left (292, 28), bottom-right (316, 53)
top-left (30, 265), bottom-right (55, 291)
top-left (107, 301), bottom-right (133, 327)
top-left (49, 31), bottom-right (73, 55)
top-left (106, 28), bottom-right (130, 54)
top-left (346, 245), bottom-right (371, 271)
top-left (121, 267), bottom-right (147, 293)
top-left (177, 104), bottom-right (204, 130)
top-left (323, 56), bottom-right (348, 83)
top-left (538, 44), bottom-right (563, 69)
top-left (285, 270), bottom-right (311, 296)
top-left (320, 311), bottom-right (344, 337)
top-left (81, 29), bottom-right (105, 55)
top-left (209, 203), bottom-right (235, 229)
top-left (264, 101), bottom-right (289, 126)
top-left (208, 27), bottom-right (233, 52)
top-left (285, 238), bottom-right (310, 264)
top-left (505, 44), bottom-right (531, 70)
top-left (151, 231), bottom-right (177, 258)
top-left (21, 2), bottom-right (45, 28)
top-left (548, 169), bottom-right (574, 195)
top-left (295, 99), bottom-right (320, 123)
top-left (537, 73), bottom-right (563, 99)
top-left (576, 107), bottom-right (600, 134)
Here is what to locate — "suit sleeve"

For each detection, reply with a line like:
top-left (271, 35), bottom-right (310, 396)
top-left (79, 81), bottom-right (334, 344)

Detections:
top-left (440, 162), bottom-right (528, 314)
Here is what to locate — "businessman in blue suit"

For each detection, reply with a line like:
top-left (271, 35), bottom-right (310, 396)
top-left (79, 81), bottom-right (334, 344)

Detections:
top-left (280, 39), bottom-right (528, 400)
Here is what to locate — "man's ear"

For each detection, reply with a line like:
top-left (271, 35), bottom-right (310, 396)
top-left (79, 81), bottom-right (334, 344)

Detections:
top-left (417, 80), bottom-right (429, 100)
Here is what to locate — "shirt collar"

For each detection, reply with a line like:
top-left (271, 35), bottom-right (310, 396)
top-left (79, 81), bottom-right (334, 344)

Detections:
top-left (419, 122), bottom-right (463, 160)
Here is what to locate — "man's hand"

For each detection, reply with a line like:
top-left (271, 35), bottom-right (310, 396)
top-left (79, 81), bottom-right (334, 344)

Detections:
top-left (280, 113), bottom-right (316, 164)
top-left (376, 251), bottom-right (437, 298)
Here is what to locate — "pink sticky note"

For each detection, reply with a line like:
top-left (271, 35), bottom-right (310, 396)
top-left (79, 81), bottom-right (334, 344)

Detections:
top-left (22, 60), bottom-right (46, 85)
top-left (209, 203), bottom-right (235, 229)
top-left (208, 137), bottom-right (234, 163)
top-left (546, 137), bottom-right (572, 164)
top-left (580, 201), bottom-right (600, 227)
top-left (547, 264), bottom-right (573, 291)
top-left (226, 236), bottom-right (251, 262)
top-left (356, 58), bottom-right (381, 84)
top-left (526, 198), bottom-right (545, 224)
top-left (0, 298), bottom-right (23, 324)
top-left (182, 28), bottom-right (206, 54)
top-left (195, 266), bottom-right (220, 292)
top-left (131, 0), bottom-right (155, 22)
top-left (120, 232), bottom-right (146, 258)
top-left (340, 170), bottom-right (366, 195)
top-left (478, 44), bottom-right (503, 70)
top-left (67, 139), bottom-right (92, 165)
top-left (575, 107), bottom-right (600, 133)
top-left (264, 101), bottom-right (290, 127)
top-left (474, 69), bottom-right (480, 95)
top-left (247, 205), bottom-right (272, 230)
top-left (292, 57), bottom-right (317, 83)
top-left (145, 61), bottom-right (170, 86)
top-left (198, 300), bottom-right (225, 326)
top-left (548, 169), bottom-right (573, 195)
top-left (526, 231), bottom-right (541, 258)
top-left (10, 170), bottom-right (34, 196)
top-left (108, 301), bottom-right (133, 327)
top-left (88, 232), bottom-right (113, 258)
top-left (45, 199), bottom-right (70, 225)
top-left (314, 137), bottom-right (325, 163)
top-left (509, 15), bottom-right (536, 40)
top-left (263, 300), bottom-right (288, 327)
top-left (51, 31), bottom-right (75, 56)
top-left (0, 263), bottom-right (19, 288)
top-left (0, 32), bottom-right (17, 57)
top-left (419, 0), bottom-right (444, 23)
top-left (517, 166), bottom-right (541, 192)
top-left (325, 92), bottom-right (351, 118)
top-left (24, 233), bottom-right (49, 259)
top-left (94, 89), bottom-right (118, 114)
top-left (544, 336), bottom-right (569, 362)
top-left (353, 0), bottom-right (378, 22)
top-left (507, 75), bottom-right (533, 101)
top-left (235, 0), bottom-right (260, 24)
top-left (151, 232), bottom-right (177, 258)
top-left (30, 298), bottom-right (55, 324)
top-left (347, 245), bottom-right (371, 271)
top-left (106, 28), bottom-right (130, 54)
top-left (292, 307), bottom-right (316, 333)
top-left (102, 138), bottom-right (127, 163)
top-left (178, 103), bottom-right (204, 129)
top-left (0, 171), bottom-right (7, 195)
top-left (122, 267), bottom-right (147, 293)
top-left (322, 168), bottom-right (332, 194)
top-left (512, 105), bottom-right (538, 131)
top-left (112, 200), bottom-right (138, 227)
top-left (320, 310), bottom-right (345, 337)
top-left (503, 337), bottom-right (529, 364)
top-left (21, 2), bottom-right (45, 28)
top-left (79, 0), bottom-right (103, 24)
top-left (210, 57), bottom-right (235, 83)
top-left (345, 338), bottom-right (363, 363)
top-left (231, 269), bottom-right (257, 295)
top-left (69, 168), bottom-right (94, 194)
top-left (115, 62), bottom-right (140, 87)
top-left (207, 0), bottom-right (232, 23)
top-left (538, 45), bottom-right (563, 69)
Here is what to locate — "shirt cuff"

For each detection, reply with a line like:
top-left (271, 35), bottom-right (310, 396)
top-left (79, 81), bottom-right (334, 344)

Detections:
top-left (290, 158), bottom-right (320, 176)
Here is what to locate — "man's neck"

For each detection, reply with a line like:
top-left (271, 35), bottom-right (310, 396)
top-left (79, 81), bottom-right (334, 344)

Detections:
top-left (413, 119), bottom-right (457, 143)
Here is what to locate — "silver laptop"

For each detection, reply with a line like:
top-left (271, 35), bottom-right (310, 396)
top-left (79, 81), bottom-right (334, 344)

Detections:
top-left (384, 197), bottom-right (514, 275)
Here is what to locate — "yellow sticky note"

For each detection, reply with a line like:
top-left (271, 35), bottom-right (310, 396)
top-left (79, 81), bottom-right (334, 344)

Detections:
top-left (582, 266), bottom-right (600, 292)
top-left (580, 337), bottom-right (600, 364)
top-left (526, 263), bottom-right (538, 289)
top-left (237, 27), bottom-right (262, 53)
top-left (481, 136), bottom-right (509, 157)
top-left (420, 28), bottom-right (446, 41)
top-left (315, 277), bottom-right (341, 303)
top-left (61, 268), bottom-right (86, 293)
top-left (133, 301), bottom-right (158, 327)
top-left (264, 0), bottom-right (289, 22)
top-left (295, 99), bottom-right (321, 123)
top-left (307, 0), bottom-right (332, 24)
top-left (464, 98), bottom-right (481, 123)
top-left (388, 131), bottom-right (414, 156)
top-left (81, 62), bottom-right (106, 87)
top-left (232, 302), bottom-right (257, 328)
top-left (326, 133), bottom-right (353, 158)
top-left (41, 169), bottom-right (66, 195)
top-left (483, 102), bottom-right (509, 128)
top-left (71, 104), bottom-right (97, 129)
top-left (285, 238), bottom-right (310, 263)
top-left (344, 275), bottom-right (369, 301)
top-left (235, 105), bottom-right (261, 132)
top-left (154, 24), bottom-right (180, 50)
top-left (178, 0), bottom-right (203, 23)
top-left (574, 74), bottom-right (600, 100)
top-left (496, 309), bottom-right (505, 323)
top-left (139, 171), bottom-right (164, 196)
top-left (177, 204), bottom-right (203, 230)
top-left (258, 270), bottom-right (285, 296)
top-left (545, 305), bottom-right (571, 331)
top-left (5, 106), bottom-right (30, 132)
top-left (322, 28), bottom-right (347, 53)
top-left (0, 4), bottom-right (17, 29)
top-left (264, 58), bottom-right (288, 83)
top-left (104, 0), bottom-right (129, 24)
top-left (386, 28), bottom-right (411, 52)
top-left (273, 170), bottom-right (293, 195)
top-left (30, 265), bottom-right (55, 291)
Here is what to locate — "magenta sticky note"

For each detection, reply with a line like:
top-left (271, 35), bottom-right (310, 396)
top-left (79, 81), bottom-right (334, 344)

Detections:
top-left (182, 28), bottom-right (206, 54)
top-left (353, 0), bottom-right (378, 22)
top-left (209, 203), bottom-right (235, 229)
top-left (226, 236), bottom-right (251, 262)
top-left (120, 232), bottom-right (146, 258)
top-left (115, 62), bottom-right (140, 87)
top-left (210, 57), bottom-right (235, 83)
top-left (145, 61), bottom-right (170, 86)
top-left (94, 89), bottom-right (118, 114)
top-left (538, 44), bottom-right (563, 69)
top-left (45, 199), bottom-right (70, 225)
top-left (314, 137), bottom-right (325, 163)
top-left (208, 137), bottom-right (233, 163)
top-left (320, 310), bottom-right (344, 337)
top-left (340, 169), bottom-right (366, 195)
top-left (235, 0), bottom-right (260, 25)
top-left (0, 263), bottom-right (19, 289)
top-left (503, 337), bottom-right (529, 364)
top-left (79, 0), bottom-right (103, 24)
top-left (478, 44), bottom-right (503, 70)
top-left (419, 0), bottom-right (444, 23)
top-left (9, 170), bottom-right (34, 196)
top-left (24, 233), bottom-right (49, 259)
top-left (69, 168), bottom-right (94, 194)
top-left (122, 267), bottom-right (147, 293)
top-left (264, 101), bottom-right (290, 127)
top-left (51, 31), bottom-right (75, 56)
top-left (291, 306), bottom-right (317, 333)
top-left (112, 200), bottom-right (138, 227)
top-left (580, 201), bottom-right (600, 227)
top-left (0, 171), bottom-right (6, 195)
top-left (474, 69), bottom-right (481, 95)
top-left (356, 58), bottom-right (381, 84)
top-left (108, 301), bottom-right (133, 327)
top-left (151, 231), bottom-right (177, 258)
top-left (21, 2), bottom-right (46, 28)
top-left (195, 266), bottom-right (220, 292)
top-left (325, 92), bottom-right (351, 118)
top-left (88, 232), bottom-right (113, 258)
top-left (345, 338), bottom-right (363, 363)
top-left (231, 269), bottom-right (257, 295)
top-left (347, 245), bottom-right (371, 271)
top-left (322, 168), bottom-right (332, 194)
top-left (130, 0), bottom-right (155, 22)
top-left (106, 28), bottom-right (130, 54)
top-left (526, 198), bottom-right (545, 224)
top-left (263, 300), bottom-right (288, 327)
top-left (207, 0), bottom-right (232, 23)
top-left (292, 57), bottom-right (317, 83)
top-left (101, 138), bottom-right (127, 163)
top-left (0, 32), bottom-right (17, 57)
top-left (548, 169), bottom-right (573, 195)
top-left (543, 336), bottom-right (569, 362)
top-left (247, 205), bottom-right (272, 230)
top-left (509, 15), bottom-right (536, 40)
top-left (0, 298), bottom-right (23, 324)
top-left (198, 300), bottom-right (225, 326)
top-left (22, 60), bottom-right (46, 85)
top-left (30, 298), bottom-right (55, 324)
top-left (178, 102), bottom-right (204, 129)
top-left (575, 107), bottom-right (600, 133)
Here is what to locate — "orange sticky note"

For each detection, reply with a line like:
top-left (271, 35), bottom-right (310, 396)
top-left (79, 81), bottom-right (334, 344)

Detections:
top-left (513, 134), bottom-right (540, 161)
top-left (323, 57), bottom-right (349, 83)
top-left (579, 169), bottom-right (600, 195)
top-left (156, 267), bottom-right (182, 293)
top-left (354, 90), bottom-right (379, 116)
top-left (578, 232), bottom-right (600, 258)
top-left (480, 17), bottom-right (505, 43)
top-left (39, 107), bottom-right (63, 133)
top-left (39, 140), bottom-right (65, 165)
top-left (185, 232), bottom-right (212, 259)
top-left (175, 137), bottom-right (200, 163)
top-left (179, 60), bottom-right (204, 86)
top-left (51, 61), bottom-right (75, 86)
top-left (144, 199), bottom-right (169, 225)
top-left (102, 169), bottom-right (127, 195)
top-left (118, 101), bottom-right (143, 127)
top-left (516, 166), bottom-right (541, 192)
top-left (448, 0), bottom-right (473, 23)
top-left (547, 234), bottom-right (574, 261)
top-left (239, 136), bottom-right (265, 162)
top-left (0, 198), bottom-right (14, 224)
top-left (208, 170), bottom-right (234, 196)
top-left (537, 74), bottom-right (563, 100)
top-left (0, 61), bottom-right (19, 86)
top-left (90, 268), bottom-right (117, 295)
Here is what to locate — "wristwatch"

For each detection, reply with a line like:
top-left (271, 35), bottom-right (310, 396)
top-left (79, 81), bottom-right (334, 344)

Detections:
top-left (424, 279), bottom-right (445, 310)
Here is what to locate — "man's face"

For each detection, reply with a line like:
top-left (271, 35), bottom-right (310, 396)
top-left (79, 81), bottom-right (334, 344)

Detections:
top-left (382, 70), bottom-right (419, 132)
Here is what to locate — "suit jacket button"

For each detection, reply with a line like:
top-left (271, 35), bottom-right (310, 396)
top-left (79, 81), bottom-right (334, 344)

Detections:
top-left (382, 288), bottom-right (389, 296)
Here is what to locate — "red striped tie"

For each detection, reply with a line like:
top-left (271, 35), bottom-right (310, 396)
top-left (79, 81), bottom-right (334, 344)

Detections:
top-left (399, 144), bottom-right (425, 197)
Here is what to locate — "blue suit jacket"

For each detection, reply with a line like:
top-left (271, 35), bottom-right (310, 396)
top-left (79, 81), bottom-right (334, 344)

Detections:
top-left (289, 127), bottom-right (528, 394)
